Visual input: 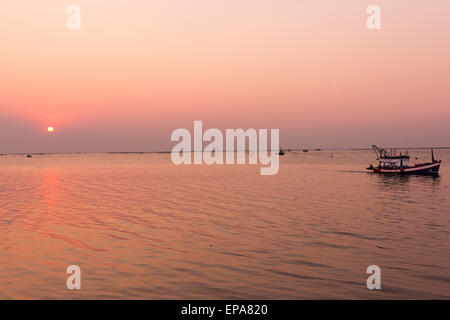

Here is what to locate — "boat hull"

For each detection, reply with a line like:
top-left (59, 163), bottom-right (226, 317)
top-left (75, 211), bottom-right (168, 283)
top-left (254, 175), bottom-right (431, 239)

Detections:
top-left (371, 162), bottom-right (440, 175)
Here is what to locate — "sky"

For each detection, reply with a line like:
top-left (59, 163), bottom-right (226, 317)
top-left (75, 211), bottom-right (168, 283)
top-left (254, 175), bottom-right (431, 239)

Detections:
top-left (1, 0), bottom-right (449, 153)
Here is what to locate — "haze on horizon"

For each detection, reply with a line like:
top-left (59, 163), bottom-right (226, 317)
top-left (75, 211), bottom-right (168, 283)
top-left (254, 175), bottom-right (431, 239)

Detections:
top-left (1, 0), bottom-right (449, 154)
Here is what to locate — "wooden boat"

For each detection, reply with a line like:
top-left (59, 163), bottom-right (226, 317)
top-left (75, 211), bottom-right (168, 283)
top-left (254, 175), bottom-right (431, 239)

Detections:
top-left (367, 145), bottom-right (441, 175)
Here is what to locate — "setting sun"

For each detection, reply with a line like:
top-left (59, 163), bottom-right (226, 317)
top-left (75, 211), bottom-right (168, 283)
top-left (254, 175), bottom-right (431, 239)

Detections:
top-left (47, 126), bottom-right (54, 133)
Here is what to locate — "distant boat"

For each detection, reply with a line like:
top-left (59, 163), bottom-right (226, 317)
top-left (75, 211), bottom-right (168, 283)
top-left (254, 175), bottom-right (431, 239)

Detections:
top-left (279, 149), bottom-right (285, 156)
top-left (26, 154), bottom-right (32, 158)
top-left (367, 145), bottom-right (441, 175)
top-left (303, 149), bottom-right (309, 153)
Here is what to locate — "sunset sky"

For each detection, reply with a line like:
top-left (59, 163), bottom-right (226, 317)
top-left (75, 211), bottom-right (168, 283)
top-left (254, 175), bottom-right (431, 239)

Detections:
top-left (1, 0), bottom-right (449, 153)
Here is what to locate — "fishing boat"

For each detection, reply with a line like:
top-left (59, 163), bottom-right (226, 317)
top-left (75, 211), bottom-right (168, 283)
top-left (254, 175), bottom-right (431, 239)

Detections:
top-left (367, 145), bottom-right (441, 175)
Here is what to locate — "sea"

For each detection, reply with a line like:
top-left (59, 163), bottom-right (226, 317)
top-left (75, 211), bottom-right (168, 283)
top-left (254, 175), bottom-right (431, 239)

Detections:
top-left (0, 149), bottom-right (449, 299)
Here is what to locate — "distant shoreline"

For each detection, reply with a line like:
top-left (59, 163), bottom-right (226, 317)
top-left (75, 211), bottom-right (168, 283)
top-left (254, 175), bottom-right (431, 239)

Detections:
top-left (1, 146), bottom-right (450, 156)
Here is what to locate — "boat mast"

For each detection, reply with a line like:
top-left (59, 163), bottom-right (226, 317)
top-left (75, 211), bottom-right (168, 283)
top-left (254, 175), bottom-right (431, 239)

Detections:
top-left (372, 145), bottom-right (387, 159)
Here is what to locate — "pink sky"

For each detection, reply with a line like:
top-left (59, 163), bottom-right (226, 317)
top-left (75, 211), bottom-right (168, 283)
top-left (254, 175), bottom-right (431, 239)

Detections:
top-left (1, 0), bottom-right (449, 153)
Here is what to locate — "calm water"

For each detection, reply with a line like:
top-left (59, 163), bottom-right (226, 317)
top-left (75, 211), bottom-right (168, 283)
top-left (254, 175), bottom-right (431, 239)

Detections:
top-left (0, 150), bottom-right (449, 299)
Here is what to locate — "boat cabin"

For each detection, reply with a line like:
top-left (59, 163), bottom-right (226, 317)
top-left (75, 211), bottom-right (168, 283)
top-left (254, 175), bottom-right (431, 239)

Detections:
top-left (379, 155), bottom-right (409, 168)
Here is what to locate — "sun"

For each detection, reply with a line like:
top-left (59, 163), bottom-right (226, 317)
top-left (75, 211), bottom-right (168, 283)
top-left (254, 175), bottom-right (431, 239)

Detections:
top-left (47, 126), bottom-right (54, 133)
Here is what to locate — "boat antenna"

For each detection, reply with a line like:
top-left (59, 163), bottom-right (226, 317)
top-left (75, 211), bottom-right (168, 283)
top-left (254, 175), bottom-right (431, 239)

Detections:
top-left (431, 148), bottom-right (435, 162)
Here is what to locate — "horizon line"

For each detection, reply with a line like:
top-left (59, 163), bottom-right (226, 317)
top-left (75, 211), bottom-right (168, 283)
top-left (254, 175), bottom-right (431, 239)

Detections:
top-left (2, 146), bottom-right (450, 156)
